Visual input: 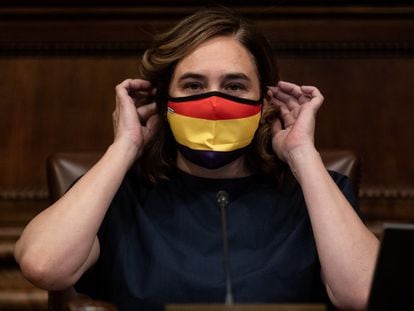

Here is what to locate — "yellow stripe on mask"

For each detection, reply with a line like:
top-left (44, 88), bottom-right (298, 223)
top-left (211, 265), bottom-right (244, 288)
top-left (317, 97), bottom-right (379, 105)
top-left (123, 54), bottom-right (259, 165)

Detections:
top-left (167, 112), bottom-right (261, 151)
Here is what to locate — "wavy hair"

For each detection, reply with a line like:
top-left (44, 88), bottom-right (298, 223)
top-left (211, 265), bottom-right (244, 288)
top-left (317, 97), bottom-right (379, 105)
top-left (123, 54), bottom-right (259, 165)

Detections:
top-left (137, 7), bottom-right (286, 183)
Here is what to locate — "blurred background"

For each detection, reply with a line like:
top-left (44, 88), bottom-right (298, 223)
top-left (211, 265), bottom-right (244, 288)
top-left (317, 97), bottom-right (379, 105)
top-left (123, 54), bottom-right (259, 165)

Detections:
top-left (1, 0), bottom-right (414, 309)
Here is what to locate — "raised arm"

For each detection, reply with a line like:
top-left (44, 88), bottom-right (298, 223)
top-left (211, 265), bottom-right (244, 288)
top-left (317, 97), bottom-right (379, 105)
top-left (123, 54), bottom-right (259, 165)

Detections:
top-left (14, 79), bottom-right (158, 290)
top-left (268, 81), bottom-right (379, 310)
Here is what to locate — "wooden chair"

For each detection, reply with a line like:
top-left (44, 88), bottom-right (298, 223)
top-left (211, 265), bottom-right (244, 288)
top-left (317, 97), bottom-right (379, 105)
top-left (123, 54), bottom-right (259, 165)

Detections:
top-left (46, 149), bottom-right (360, 311)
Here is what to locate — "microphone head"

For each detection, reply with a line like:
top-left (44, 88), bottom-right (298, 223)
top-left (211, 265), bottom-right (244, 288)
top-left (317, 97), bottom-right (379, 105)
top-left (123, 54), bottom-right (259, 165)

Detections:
top-left (216, 190), bottom-right (230, 206)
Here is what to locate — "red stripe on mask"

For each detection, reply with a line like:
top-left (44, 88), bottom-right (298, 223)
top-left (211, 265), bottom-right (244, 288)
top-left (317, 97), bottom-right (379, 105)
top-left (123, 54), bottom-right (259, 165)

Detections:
top-left (168, 95), bottom-right (261, 120)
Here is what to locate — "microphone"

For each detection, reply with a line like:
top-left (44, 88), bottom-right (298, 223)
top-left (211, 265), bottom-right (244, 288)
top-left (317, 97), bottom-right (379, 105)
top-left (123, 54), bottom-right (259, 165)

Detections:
top-left (216, 190), bottom-right (234, 305)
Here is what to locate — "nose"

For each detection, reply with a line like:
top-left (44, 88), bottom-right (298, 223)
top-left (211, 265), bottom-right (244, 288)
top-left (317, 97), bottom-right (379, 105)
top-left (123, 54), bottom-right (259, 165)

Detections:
top-left (206, 84), bottom-right (221, 93)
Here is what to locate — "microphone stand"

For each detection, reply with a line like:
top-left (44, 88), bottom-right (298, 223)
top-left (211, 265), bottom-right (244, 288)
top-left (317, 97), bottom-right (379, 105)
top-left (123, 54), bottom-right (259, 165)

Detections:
top-left (166, 191), bottom-right (327, 311)
top-left (216, 190), bottom-right (234, 305)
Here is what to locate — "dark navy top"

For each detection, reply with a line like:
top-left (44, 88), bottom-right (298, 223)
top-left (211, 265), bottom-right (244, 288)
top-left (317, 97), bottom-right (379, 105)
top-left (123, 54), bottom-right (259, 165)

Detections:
top-left (75, 168), bottom-right (357, 311)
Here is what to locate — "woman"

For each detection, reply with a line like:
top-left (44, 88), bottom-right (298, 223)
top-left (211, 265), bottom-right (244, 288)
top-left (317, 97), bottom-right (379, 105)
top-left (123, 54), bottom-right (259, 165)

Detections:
top-left (15, 7), bottom-right (378, 311)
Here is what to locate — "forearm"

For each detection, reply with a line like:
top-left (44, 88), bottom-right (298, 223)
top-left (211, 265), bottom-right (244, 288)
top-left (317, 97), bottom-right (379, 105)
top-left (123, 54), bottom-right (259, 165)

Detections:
top-left (14, 142), bottom-right (136, 289)
top-left (287, 146), bottom-right (379, 310)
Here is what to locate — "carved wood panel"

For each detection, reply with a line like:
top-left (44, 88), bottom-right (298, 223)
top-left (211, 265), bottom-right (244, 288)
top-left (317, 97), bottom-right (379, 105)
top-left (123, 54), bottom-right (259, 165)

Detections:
top-left (1, 4), bottom-right (414, 225)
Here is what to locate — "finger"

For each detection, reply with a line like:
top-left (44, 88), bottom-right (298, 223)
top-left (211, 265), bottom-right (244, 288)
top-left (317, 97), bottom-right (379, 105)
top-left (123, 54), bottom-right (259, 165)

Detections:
top-left (266, 86), bottom-right (279, 95)
top-left (266, 86), bottom-right (283, 105)
top-left (128, 90), bottom-right (153, 98)
top-left (279, 104), bottom-right (296, 128)
top-left (128, 87), bottom-right (156, 101)
top-left (266, 87), bottom-right (280, 106)
top-left (142, 114), bottom-right (159, 141)
top-left (301, 85), bottom-right (324, 109)
top-left (272, 118), bottom-right (283, 135)
top-left (265, 87), bottom-right (274, 102)
top-left (279, 81), bottom-right (316, 105)
top-left (122, 79), bottom-right (153, 92)
top-left (272, 98), bottom-right (287, 109)
top-left (274, 90), bottom-right (299, 110)
top-left (130, 90), bottom-right (155, 107)
top-left (115, 82), bottom-right (135, 109)
top-left (266, 86), bottom-right (279, 103)
top-left (137, 102), bottom-right (157, 124)
top-left (301, 85), bottom-right (323, 99)
top-left (116, 79), bottom-right (156, 112)
top-left (128, 80), bottom-right (154, 105)
top-left (275, 81), bottom-right (303, 107)
top-left (278, 81), bottom-right (303, 99)
top-left (116, 79), bottom-right (153, 99)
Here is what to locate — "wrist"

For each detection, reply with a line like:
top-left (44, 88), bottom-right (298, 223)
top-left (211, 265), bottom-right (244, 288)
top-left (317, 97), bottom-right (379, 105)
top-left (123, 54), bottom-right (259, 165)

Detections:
top-left (108, 139), bottom-right (141, 170)
top-left (286, 145), bottom-right (321, 181)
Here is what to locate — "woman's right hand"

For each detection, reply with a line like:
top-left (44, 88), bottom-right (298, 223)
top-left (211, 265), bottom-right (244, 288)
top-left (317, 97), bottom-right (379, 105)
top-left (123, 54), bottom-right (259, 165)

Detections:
top-left (112, 79), bottom-right (159, 162)
top-left (15, 78), bottom-right (159, 290)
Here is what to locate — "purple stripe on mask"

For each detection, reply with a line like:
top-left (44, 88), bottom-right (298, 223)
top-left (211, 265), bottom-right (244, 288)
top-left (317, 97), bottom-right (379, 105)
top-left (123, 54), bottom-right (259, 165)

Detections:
top-left (177, 143), bottom-right (248, 169)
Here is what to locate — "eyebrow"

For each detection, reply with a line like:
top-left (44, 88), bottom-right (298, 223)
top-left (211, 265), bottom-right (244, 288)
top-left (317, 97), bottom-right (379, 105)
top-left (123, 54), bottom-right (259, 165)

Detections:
top-left (221, 73), bottom-right (251, 82)
top-left (177, 73), bottom-right (206, 83)
top-left (177, 72), bottom-right (252, 82)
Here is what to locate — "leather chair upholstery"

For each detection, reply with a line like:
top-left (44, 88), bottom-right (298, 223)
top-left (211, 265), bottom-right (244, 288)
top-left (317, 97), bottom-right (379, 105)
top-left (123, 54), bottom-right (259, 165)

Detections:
top-left (46, 149), bottom-right (360, 310)
top-left (47, 152), bottom-right (102, 204)
top-left (47, 150), bottom-right (360, 203)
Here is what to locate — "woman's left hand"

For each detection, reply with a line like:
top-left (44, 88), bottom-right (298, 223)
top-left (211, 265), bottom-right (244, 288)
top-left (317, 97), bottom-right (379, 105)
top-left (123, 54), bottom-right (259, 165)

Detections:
top-left (267, 81), bottom-right (324, 163)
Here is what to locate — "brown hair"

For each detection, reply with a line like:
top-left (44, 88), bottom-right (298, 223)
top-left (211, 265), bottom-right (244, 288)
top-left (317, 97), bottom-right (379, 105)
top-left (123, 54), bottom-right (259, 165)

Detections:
top-left (137, 7), bottom-right (286, 183)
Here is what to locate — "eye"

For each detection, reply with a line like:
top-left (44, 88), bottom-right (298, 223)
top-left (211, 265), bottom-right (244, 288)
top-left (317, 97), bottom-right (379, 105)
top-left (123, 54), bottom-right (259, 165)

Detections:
top-left (183, 82), bottom-right (204, 93)
top-left (225, 83), bottom-right (246, 93)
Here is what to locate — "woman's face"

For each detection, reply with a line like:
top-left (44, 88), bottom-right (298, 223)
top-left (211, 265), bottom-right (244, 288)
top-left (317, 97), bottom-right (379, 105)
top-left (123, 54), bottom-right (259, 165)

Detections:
top-left (169, 36), bottom-right (261, 100)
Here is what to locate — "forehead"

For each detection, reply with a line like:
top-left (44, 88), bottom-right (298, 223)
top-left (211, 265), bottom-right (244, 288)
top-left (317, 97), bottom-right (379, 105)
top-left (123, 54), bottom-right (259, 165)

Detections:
top-left (173, 36), bottom-right (258, 77)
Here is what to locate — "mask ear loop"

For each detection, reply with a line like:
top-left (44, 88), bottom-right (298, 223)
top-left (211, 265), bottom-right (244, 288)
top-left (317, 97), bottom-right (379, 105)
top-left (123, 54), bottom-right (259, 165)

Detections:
top-left (154, 63), bottom-right (176, 122)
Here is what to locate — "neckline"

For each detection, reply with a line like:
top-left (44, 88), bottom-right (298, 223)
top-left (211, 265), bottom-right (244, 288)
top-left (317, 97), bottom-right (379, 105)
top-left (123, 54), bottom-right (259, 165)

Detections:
top-left (173, 168), bottom-right (263, 195)
top-left (175, 167), bottom-right (259, 182)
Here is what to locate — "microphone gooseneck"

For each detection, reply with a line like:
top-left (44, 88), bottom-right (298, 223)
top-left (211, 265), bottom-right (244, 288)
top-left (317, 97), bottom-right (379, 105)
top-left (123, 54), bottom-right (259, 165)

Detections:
top-left (216, 190), bottom-right (234, 305)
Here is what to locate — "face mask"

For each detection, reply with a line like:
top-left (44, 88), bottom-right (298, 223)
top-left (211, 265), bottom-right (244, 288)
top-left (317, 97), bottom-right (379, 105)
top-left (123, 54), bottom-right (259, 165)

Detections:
top-left (167, 91), bottom-right (262, 169)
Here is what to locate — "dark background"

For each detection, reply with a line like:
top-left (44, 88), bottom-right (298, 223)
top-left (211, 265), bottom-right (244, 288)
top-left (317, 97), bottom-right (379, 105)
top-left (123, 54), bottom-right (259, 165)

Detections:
top-left (1, 1), bottom-right (413, 308)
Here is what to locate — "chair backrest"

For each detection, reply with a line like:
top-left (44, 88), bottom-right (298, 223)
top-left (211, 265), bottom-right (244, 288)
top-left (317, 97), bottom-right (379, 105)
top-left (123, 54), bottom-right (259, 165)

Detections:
top-left (47, 152), bottom-right (102, 203)
top-left (319, 149), bottom-right (360, 199)
top-left (45, 149), bottom-right (360, 310)
top-left (47, 149), bottom-right (360, 202)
